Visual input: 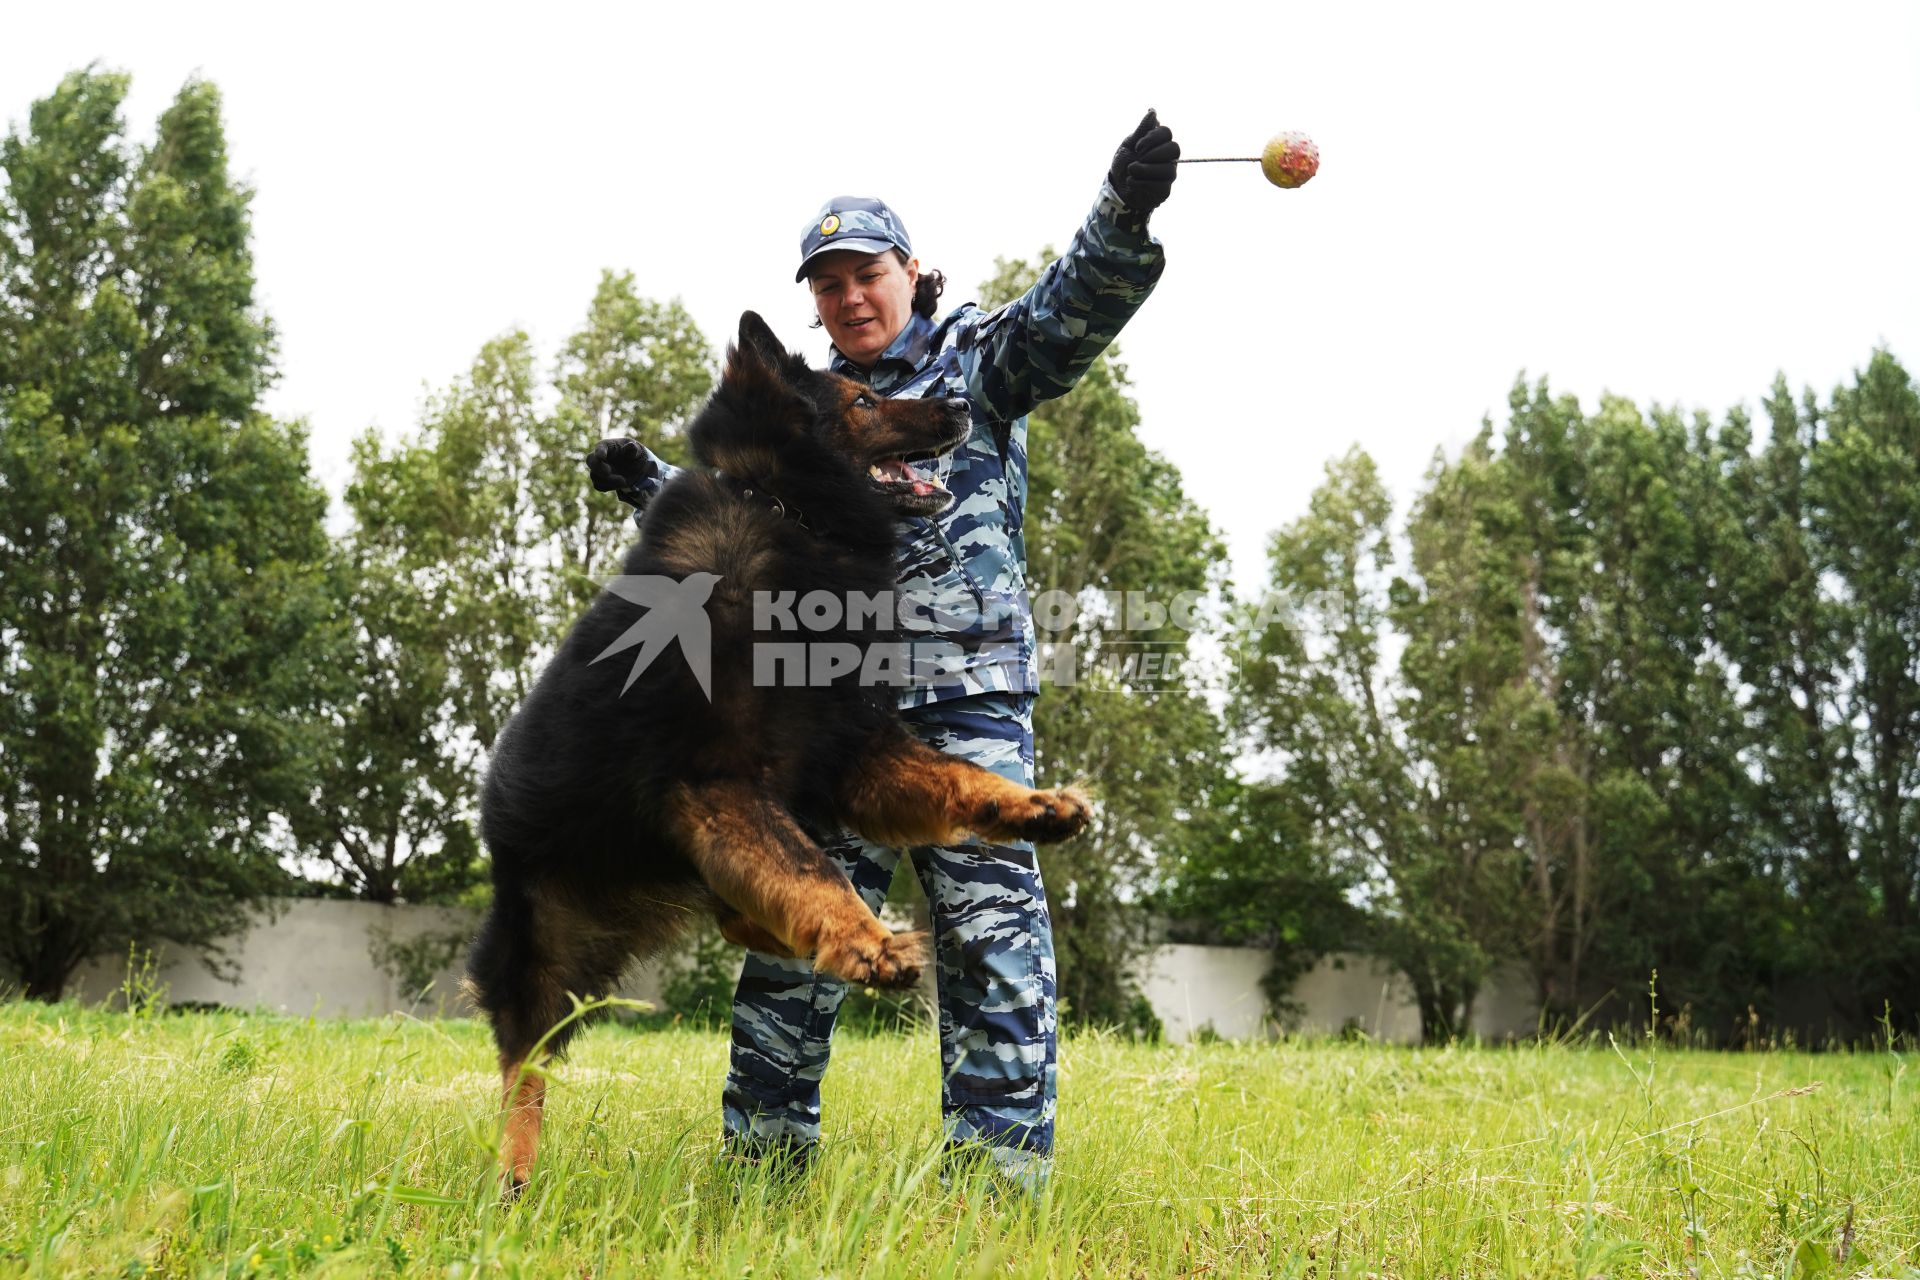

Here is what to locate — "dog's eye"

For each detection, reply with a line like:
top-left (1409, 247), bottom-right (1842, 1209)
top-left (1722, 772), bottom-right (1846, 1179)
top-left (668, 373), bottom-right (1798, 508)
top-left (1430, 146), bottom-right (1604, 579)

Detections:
top-left (853, 393), bottom-right (876, 409)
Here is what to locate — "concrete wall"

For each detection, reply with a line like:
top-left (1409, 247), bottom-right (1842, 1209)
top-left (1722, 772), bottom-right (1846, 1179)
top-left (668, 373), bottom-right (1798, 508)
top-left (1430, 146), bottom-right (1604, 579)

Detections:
top-left (70, 899), bottom-right (679, 1019)
top-left (66, 899), bottom-right (1536, 1042)
top-left (72, 899), bottom-right (489, 1017)
top-left (1136, 943), bottom-right (1273, 1041)
top-left (1136, 945), bottom-right (1538, 1044)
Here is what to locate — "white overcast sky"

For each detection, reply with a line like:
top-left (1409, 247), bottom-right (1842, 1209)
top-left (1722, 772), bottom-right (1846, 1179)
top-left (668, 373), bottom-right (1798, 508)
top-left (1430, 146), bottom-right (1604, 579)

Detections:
top-left (7, 1), bottom-right (1918, 586)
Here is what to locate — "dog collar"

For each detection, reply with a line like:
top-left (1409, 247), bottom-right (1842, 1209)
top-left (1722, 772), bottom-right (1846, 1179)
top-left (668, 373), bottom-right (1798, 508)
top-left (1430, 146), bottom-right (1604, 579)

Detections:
top-left (711, 469), bottom-right (818, 536)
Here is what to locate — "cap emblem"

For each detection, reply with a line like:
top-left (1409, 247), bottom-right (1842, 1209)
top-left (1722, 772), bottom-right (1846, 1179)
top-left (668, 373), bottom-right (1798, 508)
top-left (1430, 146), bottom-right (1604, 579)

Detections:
top-left (820, 214), bottom-right (840, 236)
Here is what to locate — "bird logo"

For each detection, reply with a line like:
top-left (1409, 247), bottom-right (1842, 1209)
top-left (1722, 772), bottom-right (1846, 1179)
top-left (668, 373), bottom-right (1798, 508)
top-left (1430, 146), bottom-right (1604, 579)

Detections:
top-left (588, 573), bottom-right (722, 699)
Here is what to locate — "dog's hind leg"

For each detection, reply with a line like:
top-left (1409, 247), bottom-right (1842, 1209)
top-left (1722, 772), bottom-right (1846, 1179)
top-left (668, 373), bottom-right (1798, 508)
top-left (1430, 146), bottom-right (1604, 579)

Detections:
top-left (467, 885), bottom-right (640, 1194)
top-left (666, 781), bottom-right (925, 988)
top-left (499, 1062), bottom-right (547, 1198)
top-left (468, 901), bottom-right (564, 1193)
top-left (834, 730), bottom-right (1093, 849)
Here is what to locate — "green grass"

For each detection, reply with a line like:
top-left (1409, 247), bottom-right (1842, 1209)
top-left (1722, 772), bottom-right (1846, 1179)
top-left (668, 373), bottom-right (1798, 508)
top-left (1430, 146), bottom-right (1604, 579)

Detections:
top-left (2, 1000), bottom-right (1915, 1278)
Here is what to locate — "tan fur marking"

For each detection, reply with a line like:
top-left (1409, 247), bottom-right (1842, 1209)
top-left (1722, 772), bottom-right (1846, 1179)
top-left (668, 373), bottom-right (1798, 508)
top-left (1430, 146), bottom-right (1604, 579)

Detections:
top-left (816, 372), bottom-right (966, 468)
top-left (839, 737), bottom-right (1093, 848)
top-left (500, 1059), bottom-right (546, 1192)
top-left (718, 911), bottom-right (796, 956)
top-left (666, 781), bottom-right (925, 986)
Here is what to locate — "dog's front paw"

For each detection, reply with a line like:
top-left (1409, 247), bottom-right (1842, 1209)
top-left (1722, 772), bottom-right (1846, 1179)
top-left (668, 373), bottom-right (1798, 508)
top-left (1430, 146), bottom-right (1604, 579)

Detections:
top-left (870, 929), bottom-right (927, 989)
top-left (975, 787), bottom-right (1093, 844)
top-left (815, 924), bottom-right (927, 990)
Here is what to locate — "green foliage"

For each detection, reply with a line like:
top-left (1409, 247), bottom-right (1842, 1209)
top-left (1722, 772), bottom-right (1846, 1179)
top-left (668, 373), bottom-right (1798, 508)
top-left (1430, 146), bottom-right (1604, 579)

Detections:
top-left (112, 944), bottom-right (168, 1018)
top-left (215, 1033), bottom-right (261, 1075)
top-left (1161, 774), bottom-right (1357, 1022)
top-left (546, 274), bottom-right (713, 615)
top-left (1799, 352), bottom-right (1920, 1018)
top-left (1230, 447), bottom-right (1501, 1038)
top-left (658, 922), bottom-right (746, 1028)
top-left (0, 70), bottom-right (332, 998)
top-left (1215, 353), bottom-right (1920, 1042)
top-left (292, 274), bottom-right (714, 901)
top-left (366, 917), bottom-right (471, 1004)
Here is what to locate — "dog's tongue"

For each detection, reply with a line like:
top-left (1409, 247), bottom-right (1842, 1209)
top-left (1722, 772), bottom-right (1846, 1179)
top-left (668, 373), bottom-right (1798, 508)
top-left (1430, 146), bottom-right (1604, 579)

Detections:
top-left (870, 458), bottom-right (946, 497)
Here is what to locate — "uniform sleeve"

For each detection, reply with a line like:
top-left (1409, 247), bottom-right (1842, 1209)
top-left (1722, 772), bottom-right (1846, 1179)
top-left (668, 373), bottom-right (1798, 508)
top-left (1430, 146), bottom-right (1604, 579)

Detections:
top-left (623, 458), bottom-right (684, 530)
top-left (959, 182), bottom-right (1166, 421)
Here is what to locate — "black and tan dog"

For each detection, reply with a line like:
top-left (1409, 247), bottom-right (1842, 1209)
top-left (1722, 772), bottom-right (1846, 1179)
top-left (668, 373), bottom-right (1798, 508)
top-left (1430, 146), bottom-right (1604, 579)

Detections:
top-left (466, 312), bottom-right (1090, 1189)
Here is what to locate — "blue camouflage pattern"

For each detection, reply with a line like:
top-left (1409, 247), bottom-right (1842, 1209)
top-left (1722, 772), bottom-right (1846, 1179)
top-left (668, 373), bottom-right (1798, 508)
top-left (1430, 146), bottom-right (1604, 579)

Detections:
top-left (721, 692), bottom-right (1057, 1184)
top-left (624, 181), bottom-right (1166, 709)
top-left (612, 183), bottom-right (1163, 1188)
top-left (795, 196), bottom-right (914, 281)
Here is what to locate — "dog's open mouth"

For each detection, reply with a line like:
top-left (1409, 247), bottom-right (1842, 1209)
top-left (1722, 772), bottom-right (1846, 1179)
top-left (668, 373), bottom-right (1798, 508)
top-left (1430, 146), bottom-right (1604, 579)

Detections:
top-left (866, 454), bottom-right (949, 503)
top-left (860, 399), bottom-right (970, 516)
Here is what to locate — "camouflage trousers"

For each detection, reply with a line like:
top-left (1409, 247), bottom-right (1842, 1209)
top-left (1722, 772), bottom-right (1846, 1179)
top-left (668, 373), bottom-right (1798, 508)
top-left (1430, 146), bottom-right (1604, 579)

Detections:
top-left (721, 692), bottom-right (1057, 1184)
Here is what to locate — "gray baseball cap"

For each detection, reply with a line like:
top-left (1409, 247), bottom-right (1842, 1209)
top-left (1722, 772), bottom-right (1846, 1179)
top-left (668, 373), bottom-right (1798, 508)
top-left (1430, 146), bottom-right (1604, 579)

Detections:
top-left (795, 196), bottom-right (912, 282)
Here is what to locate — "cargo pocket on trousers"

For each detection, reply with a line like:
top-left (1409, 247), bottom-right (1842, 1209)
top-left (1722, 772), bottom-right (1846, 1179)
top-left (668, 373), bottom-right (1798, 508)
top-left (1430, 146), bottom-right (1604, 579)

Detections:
top-left (941, 925), bottom-right (1047, 1107)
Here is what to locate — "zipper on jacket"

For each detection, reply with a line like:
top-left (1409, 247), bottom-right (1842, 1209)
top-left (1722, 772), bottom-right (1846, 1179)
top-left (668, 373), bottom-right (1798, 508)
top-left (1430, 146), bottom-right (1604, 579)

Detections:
top-left (921, 516), bottom-right (986, 597)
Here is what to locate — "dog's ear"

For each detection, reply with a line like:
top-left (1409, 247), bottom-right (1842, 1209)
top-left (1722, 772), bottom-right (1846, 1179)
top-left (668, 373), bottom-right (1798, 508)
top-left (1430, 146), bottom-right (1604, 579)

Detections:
top-left (734, 311), bottom-right (789, 371)
top-left (703, 310), bottom-right (809, 472)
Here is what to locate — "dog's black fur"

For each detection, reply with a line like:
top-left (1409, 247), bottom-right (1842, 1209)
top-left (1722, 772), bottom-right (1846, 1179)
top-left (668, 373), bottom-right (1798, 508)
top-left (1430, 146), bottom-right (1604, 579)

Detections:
top-left (469, 313), bottom-right (948, 1041)
top-left (465, 312), bottom-right (1090, 1187)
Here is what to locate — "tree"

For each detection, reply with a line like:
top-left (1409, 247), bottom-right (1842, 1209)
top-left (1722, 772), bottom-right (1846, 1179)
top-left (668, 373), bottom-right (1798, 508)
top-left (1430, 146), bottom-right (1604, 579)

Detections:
top-left (1390, 432), bottom-right (1557, 1032)
top-left (1159, 774), bottom-right (1358, 1020)
top-left (1232, 438), bottom-right (1571, 1040)
top-left (1715, 383), bottom-right (1857, 998)
top-left (1541, 393), bottom-right (1786, 1029)
top-left (1233, 448), bottom-right (1514, 1039)
top-left (0, 71), bottom-right (333, 997)
top-left (1394, 388), bottom-right (1611, 1027)
top-left (1159, 352), bottom-right (1920, 1040)
top-left (544, 273), bottom-right (712, 618)
top-left (292, 277), bottom-right (714, 902)
top-left (1803, 351), bottom-right (1920, 1022)
top-left (1480, 383), bottom-right (1603, 1020)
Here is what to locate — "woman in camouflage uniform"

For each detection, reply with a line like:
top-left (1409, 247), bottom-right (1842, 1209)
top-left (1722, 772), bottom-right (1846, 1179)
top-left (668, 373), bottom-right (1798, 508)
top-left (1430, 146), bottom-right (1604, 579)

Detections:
top-left (590, 111), bottom-right (1179, 1188)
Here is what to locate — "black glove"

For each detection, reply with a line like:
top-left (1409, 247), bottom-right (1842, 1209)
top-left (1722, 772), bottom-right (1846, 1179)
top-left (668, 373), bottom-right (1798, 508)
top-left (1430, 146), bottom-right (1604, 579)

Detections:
top-left (585, 437), bottom-right (660, 503)
top-left (1107, 109), bottom-right (1180, 214)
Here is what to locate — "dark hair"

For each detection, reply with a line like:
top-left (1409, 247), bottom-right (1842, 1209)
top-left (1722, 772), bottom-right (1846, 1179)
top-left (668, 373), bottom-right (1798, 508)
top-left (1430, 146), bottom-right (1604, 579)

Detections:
top-left (909, 258), bottom-right (946, 319)
top-left (807, 250), bottom-right (945, 329)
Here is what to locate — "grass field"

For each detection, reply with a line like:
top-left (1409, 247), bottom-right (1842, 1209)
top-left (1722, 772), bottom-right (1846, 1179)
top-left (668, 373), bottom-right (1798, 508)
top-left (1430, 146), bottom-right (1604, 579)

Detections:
top-left (2, 1000), bottom-right (1915, 1278)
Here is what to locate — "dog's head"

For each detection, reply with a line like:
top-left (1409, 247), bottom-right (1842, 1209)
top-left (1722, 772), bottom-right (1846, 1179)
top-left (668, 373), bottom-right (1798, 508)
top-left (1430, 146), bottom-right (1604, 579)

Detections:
top-left (690, 312), bottom-right (972, 518)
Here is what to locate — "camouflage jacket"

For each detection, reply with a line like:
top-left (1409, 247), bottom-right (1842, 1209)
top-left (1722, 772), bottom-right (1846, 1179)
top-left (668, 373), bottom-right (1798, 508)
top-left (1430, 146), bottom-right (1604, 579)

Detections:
top-left (629, 182), bottom-right (1165, 708)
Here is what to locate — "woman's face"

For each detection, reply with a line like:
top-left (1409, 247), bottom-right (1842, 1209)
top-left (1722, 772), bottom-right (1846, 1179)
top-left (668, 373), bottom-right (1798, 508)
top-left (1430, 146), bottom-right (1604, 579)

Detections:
top-left (807, 250), bottom-right (918, 368)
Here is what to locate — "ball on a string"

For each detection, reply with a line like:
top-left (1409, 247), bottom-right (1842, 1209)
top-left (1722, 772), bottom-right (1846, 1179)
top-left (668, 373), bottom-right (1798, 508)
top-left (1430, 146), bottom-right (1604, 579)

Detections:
top-left (1175, 133), bottom-right (1320, 189)
top-left (1258, 133), bottom-right (1319, 189)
